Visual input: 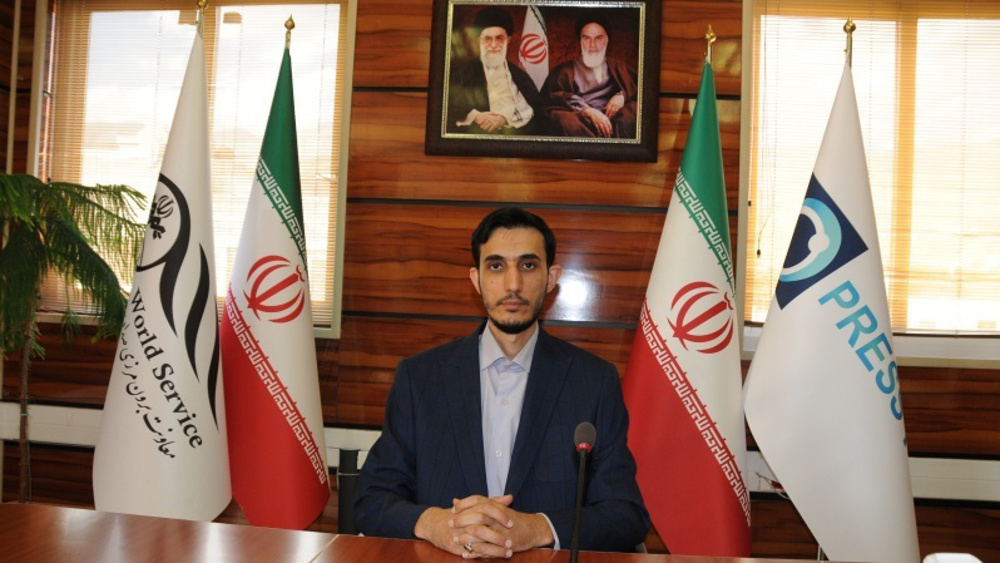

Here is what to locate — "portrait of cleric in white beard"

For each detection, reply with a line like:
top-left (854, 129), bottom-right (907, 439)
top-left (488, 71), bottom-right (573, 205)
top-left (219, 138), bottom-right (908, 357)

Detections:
top-left (541, 9), bottom-right (639, 139)
top-left (445, 6), bottom-right (547, 135)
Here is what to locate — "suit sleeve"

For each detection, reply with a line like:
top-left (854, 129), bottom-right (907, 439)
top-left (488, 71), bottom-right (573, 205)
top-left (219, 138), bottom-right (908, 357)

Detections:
top-left (544, 362), bottom-right (651, 552)
top-left (353, 360), bottom-right (432, 538)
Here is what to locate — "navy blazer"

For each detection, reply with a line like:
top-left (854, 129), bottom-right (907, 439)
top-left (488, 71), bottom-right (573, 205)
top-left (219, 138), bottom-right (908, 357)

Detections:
top-left (354, 324), bottom-right (650, 552)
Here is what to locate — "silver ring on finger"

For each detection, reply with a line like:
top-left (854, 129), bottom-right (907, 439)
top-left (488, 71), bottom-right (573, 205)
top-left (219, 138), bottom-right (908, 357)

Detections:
top-left (464, 542), bottom-right (474, 553)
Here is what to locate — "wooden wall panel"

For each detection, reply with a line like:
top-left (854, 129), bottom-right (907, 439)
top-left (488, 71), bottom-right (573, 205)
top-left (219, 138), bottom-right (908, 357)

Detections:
top-left (661, 0), bottom-right (743, 96)
top-left (750, 495), bottom-right (1000, 563)
top-left (348, 92), bottom-right (741, 210)
top-left (352, 0), bottom-right (433, 88)
top-left (342, 203), bottom-right (662, 322)
top-left (899, 366), bottom-right (1000, 457)
top-left (2, 326), bottom-right (116, 407)
top-left (351, 0), bottom-right (743, 94)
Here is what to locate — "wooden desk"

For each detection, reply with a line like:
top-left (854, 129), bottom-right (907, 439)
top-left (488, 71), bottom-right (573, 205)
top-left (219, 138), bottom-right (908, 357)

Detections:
top-left (0, 503), bottom-right (336, 563)
top-left (313, 534), bottom-right (806, 563)
top-left (0, 503), bottom-right (811, 563)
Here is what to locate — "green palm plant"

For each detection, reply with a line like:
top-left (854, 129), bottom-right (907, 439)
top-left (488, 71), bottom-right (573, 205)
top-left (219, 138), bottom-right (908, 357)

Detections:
top-left (0, 173), bottom-right (146, 501)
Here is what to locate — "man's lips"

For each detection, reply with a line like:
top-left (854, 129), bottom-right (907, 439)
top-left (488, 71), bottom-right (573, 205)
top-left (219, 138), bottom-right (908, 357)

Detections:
top-left (499, 299), bottom-right (528, 311)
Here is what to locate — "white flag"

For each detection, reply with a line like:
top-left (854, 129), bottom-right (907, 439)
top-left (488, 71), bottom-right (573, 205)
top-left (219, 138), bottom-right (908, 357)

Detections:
top-left (518, 6), bottom-right (548, 90)
top-left (93, 27), bottom-right (231, 521)
top-left (744, 63), bottom-right (919, 563)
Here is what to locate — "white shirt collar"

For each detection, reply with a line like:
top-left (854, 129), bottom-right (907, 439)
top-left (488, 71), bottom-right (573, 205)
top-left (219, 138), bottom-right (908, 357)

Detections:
top-left (479, 323), bottom-right (539, 374)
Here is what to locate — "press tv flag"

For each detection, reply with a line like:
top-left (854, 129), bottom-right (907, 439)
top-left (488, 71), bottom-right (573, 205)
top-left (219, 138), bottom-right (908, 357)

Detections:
top-left (518, 5), bottom-right (548, 90)
top-left (93, 26), bottom-right (231, 520)
top-left (743, 62), bottom-right (919, 563)
top-left (220, 42), bottom-right (330, 529)
top-left (623, 62), bottom-right (750, 556)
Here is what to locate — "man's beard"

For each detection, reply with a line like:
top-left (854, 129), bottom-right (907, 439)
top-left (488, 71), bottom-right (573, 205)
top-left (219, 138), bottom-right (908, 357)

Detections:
top-left (581, 45), bottom-right (607, 69)
top-left (486, 293), bottom-right (544, 335)
top-left (480, 47), bottom-right (507, 70)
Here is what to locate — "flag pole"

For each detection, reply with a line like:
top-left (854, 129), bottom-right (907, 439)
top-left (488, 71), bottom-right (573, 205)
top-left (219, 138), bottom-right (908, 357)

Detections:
top-left (285, 15), bottom-right (295, 46)
top-left (197, 0), bottom-right (207, 34)
top-left (705, 24), bottom-right (716, 64)
top-left (844, 18), bottom-right (856, 67)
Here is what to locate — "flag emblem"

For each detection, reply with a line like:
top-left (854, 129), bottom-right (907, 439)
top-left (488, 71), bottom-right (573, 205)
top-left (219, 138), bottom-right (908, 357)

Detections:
top-left (776, 175), bottom-right (868, 308)
top-left (668, 281), bottom-right (734, 354)
top-left (147, 194), bottom-right (176, 240)
top-left (244, 255), bottom-right (307, 323)
top-left (519, 33), bottom-right (547, 64)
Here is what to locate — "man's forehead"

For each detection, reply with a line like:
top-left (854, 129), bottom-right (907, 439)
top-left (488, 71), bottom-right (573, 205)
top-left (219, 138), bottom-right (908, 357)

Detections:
top-left (480, 227), bottom-right (546, 259)
top-left (479, 26), bottom-right (508, 39)
top-left (580, 22), bottom-right (607, 37)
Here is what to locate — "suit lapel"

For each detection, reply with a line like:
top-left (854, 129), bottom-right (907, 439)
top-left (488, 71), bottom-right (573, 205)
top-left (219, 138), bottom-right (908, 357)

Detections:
top-left (505, 327), bottom-right (571, 498)
top-left (444, 325), bottom-right (489, 495)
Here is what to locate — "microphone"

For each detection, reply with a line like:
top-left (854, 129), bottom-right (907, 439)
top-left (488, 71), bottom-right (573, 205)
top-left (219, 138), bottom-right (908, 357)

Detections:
top-left (569, 422), bottom-right (596, 563)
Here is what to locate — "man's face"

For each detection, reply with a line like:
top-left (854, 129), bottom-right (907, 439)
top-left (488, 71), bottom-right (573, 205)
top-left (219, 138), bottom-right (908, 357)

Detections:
top-left (580, 22), bottom-right (608, 69)
top-left (469, 227), bottom-right (561, 335)
top-left (479, 26), bottom-right (509, 69)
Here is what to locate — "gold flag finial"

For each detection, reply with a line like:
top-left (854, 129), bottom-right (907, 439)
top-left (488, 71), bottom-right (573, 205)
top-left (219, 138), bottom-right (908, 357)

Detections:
top-left (285, 15), bottom-right (295, 45)
top-left (705, 24), bottom-right (717, 64)
top-left (844, 18), bottom-right (856, 66)
top-left (196, 0), bottom-right (208, 31)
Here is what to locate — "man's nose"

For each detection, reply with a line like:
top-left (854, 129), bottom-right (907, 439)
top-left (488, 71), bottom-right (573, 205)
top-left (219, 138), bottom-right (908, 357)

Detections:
top-left (504, 268), bottom-right (523, 292)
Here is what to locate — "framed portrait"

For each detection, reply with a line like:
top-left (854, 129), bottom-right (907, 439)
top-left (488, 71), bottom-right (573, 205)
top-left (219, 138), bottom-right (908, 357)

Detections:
top-left (425, 0), bottom-right (661, 162)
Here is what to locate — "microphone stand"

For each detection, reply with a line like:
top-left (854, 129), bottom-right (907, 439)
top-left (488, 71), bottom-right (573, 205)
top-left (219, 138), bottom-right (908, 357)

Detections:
top-left (569, 444), bottom-right (590, 563)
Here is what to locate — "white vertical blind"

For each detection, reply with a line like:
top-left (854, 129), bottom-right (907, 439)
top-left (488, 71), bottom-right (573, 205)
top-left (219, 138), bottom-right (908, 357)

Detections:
top-left (746, 0), bottom-right (1000, 334)
top-left (40, 0), bottom-right (349, 329)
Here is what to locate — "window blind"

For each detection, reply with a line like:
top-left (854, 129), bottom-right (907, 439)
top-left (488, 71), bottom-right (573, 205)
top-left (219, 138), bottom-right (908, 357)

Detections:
top-left (39, 0), bottom-right (349, 330)
top-left (745, 0), bottom-right (1000, 334)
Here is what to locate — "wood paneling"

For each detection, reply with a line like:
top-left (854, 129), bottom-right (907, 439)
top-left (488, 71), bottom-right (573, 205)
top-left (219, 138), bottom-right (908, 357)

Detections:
top-left (348, 92), bottom-right (741, 210)
top-left (2, 326), bottom-right (117, 407)
top-left (661, 0), bottom-right (743, 96)
top-left (342, 203), bottom-right (662, 322)
top-left (750, 495), bottom-right (1000, 563)
top-left (899, 366), bottom-right (1000, 457)
top-left (351, 0), bottom-right (743, 95)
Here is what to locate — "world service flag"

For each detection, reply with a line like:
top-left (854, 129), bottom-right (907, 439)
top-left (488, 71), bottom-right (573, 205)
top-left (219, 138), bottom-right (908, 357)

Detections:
top-left (93, 26), bottom-right (232, 521)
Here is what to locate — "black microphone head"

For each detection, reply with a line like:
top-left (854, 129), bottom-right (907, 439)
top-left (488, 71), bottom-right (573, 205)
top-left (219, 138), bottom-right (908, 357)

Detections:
top-left (574, 421), bottom-right (596, 452)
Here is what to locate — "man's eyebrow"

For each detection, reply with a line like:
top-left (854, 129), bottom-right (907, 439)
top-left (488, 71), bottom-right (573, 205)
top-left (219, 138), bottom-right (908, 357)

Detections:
top-left (482, 253), bottom-right (542, 262)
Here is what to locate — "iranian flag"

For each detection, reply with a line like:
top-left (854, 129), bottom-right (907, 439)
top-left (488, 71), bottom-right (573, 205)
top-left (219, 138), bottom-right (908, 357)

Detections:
top-left (518, 6), bottom-right (548, 90)
top-left (622, 62), bottom-right (750, 556)
top-left (220, 43), bottom-right (330, 529)
top-left (93, 24), bottom-right (231, 521)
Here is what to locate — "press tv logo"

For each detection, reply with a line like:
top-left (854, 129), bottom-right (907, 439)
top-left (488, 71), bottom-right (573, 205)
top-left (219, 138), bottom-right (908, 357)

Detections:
top-left (775, 176), bottom-right (868, 308)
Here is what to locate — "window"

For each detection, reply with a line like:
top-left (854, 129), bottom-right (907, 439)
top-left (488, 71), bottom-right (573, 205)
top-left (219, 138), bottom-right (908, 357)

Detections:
top-left (743, 0), bottom-right (1000, 335)
top-left (39, 0), bottom-right (353, 336)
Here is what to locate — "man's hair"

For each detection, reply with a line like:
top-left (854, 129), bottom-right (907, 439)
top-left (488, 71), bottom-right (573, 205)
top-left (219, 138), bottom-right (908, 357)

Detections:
top-left (575, 9), bottom-right (612, 39)
top-left (473, 6), bottom-right (514, 37)
top-left (471, 207), bottom-right (557, 267)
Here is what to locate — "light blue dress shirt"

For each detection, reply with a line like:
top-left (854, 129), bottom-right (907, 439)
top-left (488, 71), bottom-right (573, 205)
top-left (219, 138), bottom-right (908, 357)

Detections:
top-left (478, 325), bottom-right (560, 548)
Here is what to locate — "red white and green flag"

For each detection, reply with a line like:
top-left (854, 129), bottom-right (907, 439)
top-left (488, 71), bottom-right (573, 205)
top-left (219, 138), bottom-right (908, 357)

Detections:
top-left (622, 62), bottom-right (750, 556)
top-left (220, 43), bottom-right (330, 529)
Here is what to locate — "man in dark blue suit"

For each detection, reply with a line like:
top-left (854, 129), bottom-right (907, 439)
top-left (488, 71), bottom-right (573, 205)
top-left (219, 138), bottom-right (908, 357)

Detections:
top-left (355, 208), bottom-right (649, 558)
